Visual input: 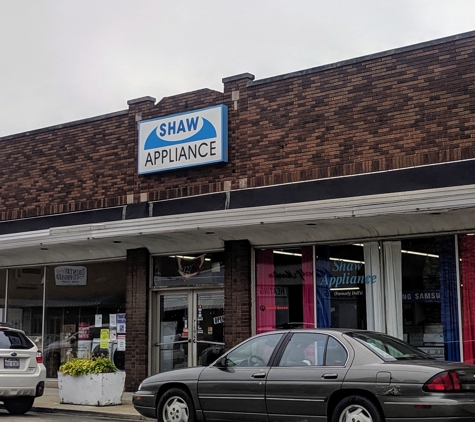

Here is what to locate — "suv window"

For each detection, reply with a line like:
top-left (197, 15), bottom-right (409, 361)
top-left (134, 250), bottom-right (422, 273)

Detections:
top-left (0, 331), bottom-right (34, 349)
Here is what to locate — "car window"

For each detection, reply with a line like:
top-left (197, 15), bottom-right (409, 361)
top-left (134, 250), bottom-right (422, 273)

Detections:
top-left (348, 331), bottom-right (433, 361)
top-left (325, 336), bottom-right (348, 366)
top-left (225, 333), bottom-right (284, 367)
top-left (0, 331), bottom-right (34, 350)
top-left (279, 333), bottom-right (328, 367)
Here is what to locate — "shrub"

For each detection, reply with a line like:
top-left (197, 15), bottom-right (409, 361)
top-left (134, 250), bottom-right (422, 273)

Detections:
top-left (59, 357), bottom-right (117, 377)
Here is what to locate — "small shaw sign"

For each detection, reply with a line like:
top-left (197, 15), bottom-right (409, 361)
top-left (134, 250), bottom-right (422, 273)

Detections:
top-left (138, 105), bottom-right (228, 174)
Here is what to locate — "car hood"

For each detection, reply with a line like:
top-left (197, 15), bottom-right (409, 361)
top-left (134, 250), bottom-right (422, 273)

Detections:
top-left (141, 366), bottom-right (206, 387)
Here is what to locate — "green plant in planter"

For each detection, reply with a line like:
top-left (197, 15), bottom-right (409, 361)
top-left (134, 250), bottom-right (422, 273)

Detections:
top-left (59, 357), bottom-right (117, 377)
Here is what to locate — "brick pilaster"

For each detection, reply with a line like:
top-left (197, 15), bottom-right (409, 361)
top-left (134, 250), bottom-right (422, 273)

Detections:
top-left (224, 240), bottom-right (252, 349)
top-left (125, 247), bottom-right (149, 391)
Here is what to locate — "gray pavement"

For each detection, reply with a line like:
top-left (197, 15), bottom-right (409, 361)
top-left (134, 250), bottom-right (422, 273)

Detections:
top-left (33, 384), bottom-right (151, 421)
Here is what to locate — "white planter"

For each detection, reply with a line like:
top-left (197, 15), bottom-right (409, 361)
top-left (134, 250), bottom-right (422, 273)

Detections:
top-left (58, 371), bottom-right (125, 406)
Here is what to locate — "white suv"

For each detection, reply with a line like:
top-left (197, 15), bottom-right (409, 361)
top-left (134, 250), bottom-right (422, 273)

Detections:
top-left (0, 323), bottom-right (46, 414)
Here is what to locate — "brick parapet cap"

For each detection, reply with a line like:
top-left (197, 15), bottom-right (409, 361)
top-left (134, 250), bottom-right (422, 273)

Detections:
top-left (222, 73), bottom-right (255, 84)
top-left (0, 110), bottom-right (128, 141)
top-left (127, 96), bottom-right (156, 106)
top-left (248, 29), bottom-right (475, 87)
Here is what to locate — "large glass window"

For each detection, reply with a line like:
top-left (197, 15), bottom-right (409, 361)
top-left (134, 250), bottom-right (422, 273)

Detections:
top-left (0, 269), bottom-right (7, 322)
top-left (255, 244), bottom-right (367, 333)
top-left (460, 234), bottom-right (475, 363)
top-left (401, 236), bottom-right (459, 361)
top-left (4, 267), bottom-right (44, 335)
top-left (44, 261), bottom-right (126, 376)
top-left (153, 252), bottom-right (224, 287)
top-left (1, 261), bottom-right (127, 378)
top-left (316, 244), bottom-right (367, 329)
top-left (256, 247), bottom-right (314, 333)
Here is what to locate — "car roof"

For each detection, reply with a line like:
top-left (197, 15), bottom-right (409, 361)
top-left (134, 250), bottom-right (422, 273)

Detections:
top-left (261, 328), bottom-right (365, 334)
top-left (0, 324), bottom-right (28, 335)
top-left (0, 324), bottom-right (28, 337)
top-left (257, 328), bottom-right (386, 339)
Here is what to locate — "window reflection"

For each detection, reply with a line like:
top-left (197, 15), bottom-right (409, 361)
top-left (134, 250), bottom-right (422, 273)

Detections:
top-left (226, 333), bottom-right (284, 367)
top-left (0, 262), bottom-right (127, 378)
top-left (256, 245), bottom-right (367, 333)
top-left (402, 236), bottom-right (459, 361)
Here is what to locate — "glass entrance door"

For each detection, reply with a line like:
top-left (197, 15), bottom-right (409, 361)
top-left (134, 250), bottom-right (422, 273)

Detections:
top-left (154, 289), bottom-right (224, 373)
top-left (194, 292), bottom-right (225, 366)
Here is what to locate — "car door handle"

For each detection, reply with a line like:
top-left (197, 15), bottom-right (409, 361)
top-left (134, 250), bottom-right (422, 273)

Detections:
top-left (322, 373), bottom-right (338, 379)
top-left (252, 372), bottom-right (266, 379)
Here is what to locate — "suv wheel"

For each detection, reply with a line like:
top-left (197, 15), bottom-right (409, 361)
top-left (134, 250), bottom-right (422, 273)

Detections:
top-left (4, 396), bottom-right (35, 415)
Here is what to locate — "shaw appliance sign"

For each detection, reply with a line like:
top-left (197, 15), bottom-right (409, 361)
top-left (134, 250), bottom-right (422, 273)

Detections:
top-left (138, 105), bottom-right (228, 174)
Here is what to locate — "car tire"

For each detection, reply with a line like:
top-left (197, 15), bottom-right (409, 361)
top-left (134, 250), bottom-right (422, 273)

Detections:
top-left (3, 396), bottom-right (35, 415)
top-left (157, 388), bottom-right (196, 422)
top-left (332, 395), bottom-right (383, 422)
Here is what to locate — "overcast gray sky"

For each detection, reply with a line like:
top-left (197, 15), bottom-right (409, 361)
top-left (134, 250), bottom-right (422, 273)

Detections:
top-left (1, 1), bottom-right (475, 137)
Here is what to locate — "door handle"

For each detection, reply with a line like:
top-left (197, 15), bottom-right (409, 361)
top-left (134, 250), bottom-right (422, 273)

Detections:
top-left (252, 372), bottom-right (266, 379)
top-left (322, 373), bottom-right (338, 379)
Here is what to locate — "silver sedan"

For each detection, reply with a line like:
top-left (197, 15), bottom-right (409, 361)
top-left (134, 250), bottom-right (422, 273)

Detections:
top-left (133, 328), bottom-right (475, 421)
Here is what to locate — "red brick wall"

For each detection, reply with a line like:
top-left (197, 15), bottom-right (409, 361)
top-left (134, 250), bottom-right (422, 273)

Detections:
top-left (1, 34), bottom-right (475, 219)
top-left (237, 35), bottom-right (475, 188)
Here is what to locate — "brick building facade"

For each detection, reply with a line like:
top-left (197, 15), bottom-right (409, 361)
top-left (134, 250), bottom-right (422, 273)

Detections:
top-left (1, 31), bottom-right (475, 390)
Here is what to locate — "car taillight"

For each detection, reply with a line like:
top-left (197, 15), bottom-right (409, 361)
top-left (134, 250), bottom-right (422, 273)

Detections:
top-left (423, 370), bottom-right (461, 391)
top-left (36, 350), bottom-right (43, 364)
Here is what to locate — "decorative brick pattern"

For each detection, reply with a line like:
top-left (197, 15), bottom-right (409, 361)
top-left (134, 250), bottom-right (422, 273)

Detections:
top-left (2, 35), bottom-right (475, 219)
top-left (239, 37), bottom-right (475, 189)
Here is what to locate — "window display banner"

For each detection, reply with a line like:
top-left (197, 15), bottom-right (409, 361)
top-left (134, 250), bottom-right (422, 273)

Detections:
top-left (177, 255), bottom-right (205, 279)
top-left (54, 266), bottom-right (87, 286)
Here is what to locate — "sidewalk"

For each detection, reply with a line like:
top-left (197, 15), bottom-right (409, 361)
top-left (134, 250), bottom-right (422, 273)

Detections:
top-left (32, 384), bottom-right (151, 420)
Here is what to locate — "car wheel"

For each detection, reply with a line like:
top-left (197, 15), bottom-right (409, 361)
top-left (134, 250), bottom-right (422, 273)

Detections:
top-left (332, 395), bottom-right (383, 422)
top-left (3, 396), bottom-right (35, 415)
top-left (157, 388), bottom-right (196, 422)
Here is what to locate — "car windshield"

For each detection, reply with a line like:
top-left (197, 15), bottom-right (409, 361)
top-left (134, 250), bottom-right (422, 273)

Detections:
top-left (347, 331), bottom-right (434, 361)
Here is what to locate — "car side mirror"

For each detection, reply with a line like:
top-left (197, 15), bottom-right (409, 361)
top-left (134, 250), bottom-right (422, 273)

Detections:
top-left (201, 346), bottom-right (225, 366)
top-left (215, 356), bottom-right (234, 368)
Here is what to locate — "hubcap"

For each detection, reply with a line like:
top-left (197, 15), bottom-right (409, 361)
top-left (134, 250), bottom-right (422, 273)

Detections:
top-left (339, 404), bottom-right (372, 422)
top-left (163, 396), bottom-right (189, 422)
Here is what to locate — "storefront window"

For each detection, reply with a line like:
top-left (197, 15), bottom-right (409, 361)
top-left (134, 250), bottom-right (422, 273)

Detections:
top-left (0, 269), bottom-right (8, 322)
top-left (255, 244), bottom-right (367, 333)
top-left (256, 247), bottom-right (314, 333)
top-left (43, 261), bottom-right (126, 377)
top-left (316, 244), bottom-right (367, 329)
top-left (153, 252), bottom-right (224, 287)
top-left (460, 234), bottom-right (475, 363)
top-left (1, 262), bottom-right (127, 378)
top-left (4, 267), bottom-right (44, 335)
top-left (402, 236), bottom-right (459, 361)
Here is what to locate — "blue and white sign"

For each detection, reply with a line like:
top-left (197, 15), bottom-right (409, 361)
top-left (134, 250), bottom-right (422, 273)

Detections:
top-left (138, 105), bottom-right (228, 174)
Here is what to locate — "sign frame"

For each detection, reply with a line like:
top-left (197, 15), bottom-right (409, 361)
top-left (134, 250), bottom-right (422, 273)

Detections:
top-left (138, 104), bottom-right (228, 174)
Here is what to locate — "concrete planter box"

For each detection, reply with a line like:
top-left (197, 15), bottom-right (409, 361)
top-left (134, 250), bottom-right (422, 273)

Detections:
top-left (58, 371), bottom-right (125, 406)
